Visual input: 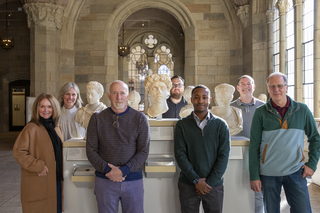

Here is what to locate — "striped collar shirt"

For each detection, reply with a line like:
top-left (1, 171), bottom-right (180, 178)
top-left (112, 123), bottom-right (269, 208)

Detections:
top-left (193, 111), bottom-right (210, 130)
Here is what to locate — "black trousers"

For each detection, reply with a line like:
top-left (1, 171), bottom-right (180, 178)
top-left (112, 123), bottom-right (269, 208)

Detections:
top-left (178, 181), bottom-right (224, 213)
top-left (57, 181), bottom-right (62, 213)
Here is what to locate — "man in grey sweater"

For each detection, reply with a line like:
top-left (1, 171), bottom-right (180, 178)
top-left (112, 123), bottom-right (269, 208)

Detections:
top-left (86, 80), bottom-right (150, 213)
top-left (230, 75), bottom-right (265, 213)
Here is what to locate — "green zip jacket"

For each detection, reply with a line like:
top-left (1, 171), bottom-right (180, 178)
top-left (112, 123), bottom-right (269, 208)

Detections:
top-left (174, 112), bottom-right (230, 187)
top-left (249, 96), bottom-right (320, 181)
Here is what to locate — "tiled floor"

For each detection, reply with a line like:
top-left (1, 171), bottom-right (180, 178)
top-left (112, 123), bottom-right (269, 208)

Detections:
top-left (0, 131), bottom-right (320, 213)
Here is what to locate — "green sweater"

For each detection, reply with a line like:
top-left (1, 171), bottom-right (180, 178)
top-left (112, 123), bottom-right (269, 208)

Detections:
top-left (249, 96), bottom-right (320, 180)
top-left (174, 112), bottom-right (230, 187)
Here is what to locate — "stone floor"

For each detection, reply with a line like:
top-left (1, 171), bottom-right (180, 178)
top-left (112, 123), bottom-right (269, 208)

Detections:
top-left (0, 131), bottom-right (320, 213)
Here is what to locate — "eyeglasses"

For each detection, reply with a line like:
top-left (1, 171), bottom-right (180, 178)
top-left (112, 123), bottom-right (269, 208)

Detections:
top-left (240, 82), bottom-right (252, 87)
top-left (113, 114), bottom-right (119, 129)
top-left (172, 83), bottom-right (183, 88)
top-left (268, 84), bottom-right (287, 90)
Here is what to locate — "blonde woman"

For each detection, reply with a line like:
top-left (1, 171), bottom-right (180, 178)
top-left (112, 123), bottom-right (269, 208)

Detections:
top-left (13, 93), bottom-right (64, 213)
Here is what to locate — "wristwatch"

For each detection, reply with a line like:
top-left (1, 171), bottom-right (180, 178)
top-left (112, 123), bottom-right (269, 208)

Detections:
top-left (193, 177), bottom-right (200, 185)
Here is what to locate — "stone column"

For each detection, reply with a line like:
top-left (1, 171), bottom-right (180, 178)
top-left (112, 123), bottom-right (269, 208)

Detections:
top-left (266, 9), bottom-right (275, 76)
top-left (275, 0), bottom-right (290, 74)
top-left (293, 0), bottom-right (303, 102)
top-left (314, 0), bottom-right (320, 117)
top-left (23, 3), bottom-right (64, 97)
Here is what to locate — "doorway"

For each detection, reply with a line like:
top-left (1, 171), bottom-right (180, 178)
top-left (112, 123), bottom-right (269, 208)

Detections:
top-left (9, 80), bottom-right (30, 131)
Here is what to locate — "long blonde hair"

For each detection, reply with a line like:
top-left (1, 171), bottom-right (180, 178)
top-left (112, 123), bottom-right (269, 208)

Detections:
top-left (30, 93), bottom-right (61, 126)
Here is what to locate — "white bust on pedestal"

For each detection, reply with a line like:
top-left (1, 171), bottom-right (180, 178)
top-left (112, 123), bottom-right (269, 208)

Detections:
top-left (210, 83), bottom-right (243, 135)
top-left (144, 74), bottom-right (172, 118)
top-left (128, 90), bottom-right (141, 111)
top-left (74, 81), bottom-right (107, 130)
top-left (179, 85), bottom-right (195, 118)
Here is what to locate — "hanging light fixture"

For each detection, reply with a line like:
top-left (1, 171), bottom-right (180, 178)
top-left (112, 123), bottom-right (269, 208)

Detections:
top-left (118, 23), bottom-right (130, 57)
top-left (0, 0), bottom-right (14, 49)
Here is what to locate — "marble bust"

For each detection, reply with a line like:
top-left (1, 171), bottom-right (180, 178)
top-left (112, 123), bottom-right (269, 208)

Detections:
top-left (179, 85), bottom-right (195, 118)
top-left (74, 81), bottom-right (107, 129)
top-left (210, 83), bottom-right (243, 135)
top-left (257, 93), bottom-right (267, 102)
top-left (144, 74), bottom-right (172, 118)
top-left (128, 90), bottom-right (141, 111)
top-left (144, 69), bottom-right (153, 114)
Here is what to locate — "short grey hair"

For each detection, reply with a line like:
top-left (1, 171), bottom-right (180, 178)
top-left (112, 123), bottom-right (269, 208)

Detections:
top-left (109, 80), bottom-right (129, 95)
top-left (58, 82), bottom-right (83, 108)
top-left (237, 75), bottom-right (255, 85)
top-left (266, 72), bottom-right (288, 86)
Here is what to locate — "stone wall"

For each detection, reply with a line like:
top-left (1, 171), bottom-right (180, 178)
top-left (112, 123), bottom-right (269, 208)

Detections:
top-left (0, 1), bottom-right (30, 132)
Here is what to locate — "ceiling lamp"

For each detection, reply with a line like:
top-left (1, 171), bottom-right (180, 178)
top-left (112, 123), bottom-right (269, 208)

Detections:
top-left (118, 23), bottom-right (129, 57)
top-left (0, 0), bottom-right (14, 49)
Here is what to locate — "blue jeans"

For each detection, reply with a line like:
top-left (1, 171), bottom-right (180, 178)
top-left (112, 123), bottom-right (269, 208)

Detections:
top-left (260, 168), bottom-right (311, 213)
top-left (255, 192), bottom-right (264, 213)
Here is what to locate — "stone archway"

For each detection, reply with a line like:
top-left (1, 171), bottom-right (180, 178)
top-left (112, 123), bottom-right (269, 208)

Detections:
top-left (103, 0), bottom-right (198, 94)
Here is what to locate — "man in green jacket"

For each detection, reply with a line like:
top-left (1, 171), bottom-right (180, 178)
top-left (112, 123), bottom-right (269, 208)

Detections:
top-left (249, 72), bottom-right (320, 213)
top-left (174, 85), bottom-right (230, 213)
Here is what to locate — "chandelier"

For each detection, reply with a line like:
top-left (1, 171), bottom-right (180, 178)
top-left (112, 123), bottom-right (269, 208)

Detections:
top-left (0, 0), bottom-right (14, 49)
top-left (118, 23), bottom-right (129, 57)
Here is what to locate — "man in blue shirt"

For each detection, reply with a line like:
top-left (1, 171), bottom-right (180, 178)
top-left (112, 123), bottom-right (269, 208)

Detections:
top-left (230, 75), bottom-right (265, 213)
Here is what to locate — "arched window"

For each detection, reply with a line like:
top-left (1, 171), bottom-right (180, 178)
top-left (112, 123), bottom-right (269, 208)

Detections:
top-left (273, 9), bottom-right (280, 73)
top-left (302, 0), bottom-right (314, 113)
top-left (128, 46), bottom-right (148, 102)
top-left (286, 6), bottom-right (294, 99)
top-left (158, 64), bottom-right (171, 77)
top-left (154, 45), bottom-right (174, 77)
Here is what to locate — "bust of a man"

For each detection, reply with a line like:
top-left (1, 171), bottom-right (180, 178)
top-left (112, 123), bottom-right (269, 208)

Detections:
top-left (179, 85), bottom-right (195, 118)
top-left (128, 90), bottom-right (141, 111)
top-left (210, 83), bottom-right (243, 135)
top-left (257, 93), bottom-right (267, 102)
top-left (144, 74), bottom-right (172, 118)
top-left (74, 81), bottom-right (107, 129)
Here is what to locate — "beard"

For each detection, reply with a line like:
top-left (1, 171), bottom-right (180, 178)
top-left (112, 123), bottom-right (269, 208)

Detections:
top-left (112, 101), bottom-right (125, 110)
top-left (170, 91), bottom-right (182, 100)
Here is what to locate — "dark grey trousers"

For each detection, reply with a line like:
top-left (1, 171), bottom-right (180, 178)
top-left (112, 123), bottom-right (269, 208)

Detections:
top-left (178, 181), bottom-right (224, 213)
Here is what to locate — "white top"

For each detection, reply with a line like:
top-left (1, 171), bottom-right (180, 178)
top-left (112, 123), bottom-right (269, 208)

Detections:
top-left (59, 106), bottom-right (86, 141)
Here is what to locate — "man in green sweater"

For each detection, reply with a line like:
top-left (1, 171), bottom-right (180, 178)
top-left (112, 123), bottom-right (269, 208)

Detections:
top-left (174, 85), bottom-right (230, 213)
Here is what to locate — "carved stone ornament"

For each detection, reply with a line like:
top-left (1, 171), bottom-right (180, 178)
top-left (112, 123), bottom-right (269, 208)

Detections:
top-left (145, 35), bottom-right (158, 48)
top-left (23, 3), bottom-right (64, 29)
top-left (292, 0), bottom-right (303, 6)
top-left (237, 5), bottom-right (250, 28)
top-left (266, 9), bottom-right (275, 24)
top-left (275, 0), bottom-right (290, 15)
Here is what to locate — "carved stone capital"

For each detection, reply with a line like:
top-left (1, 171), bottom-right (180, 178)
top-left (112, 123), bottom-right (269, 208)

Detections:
top-left (23, 3), bottom-right (64, 29)
top-left (275, 0), bottom-right (290, 15)
top-left (292, 0), bottom-right (303, 6)
top-left (266, 9), bottom-right (275, 24)
top-left (237, 5), bottom-right (250, 28)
